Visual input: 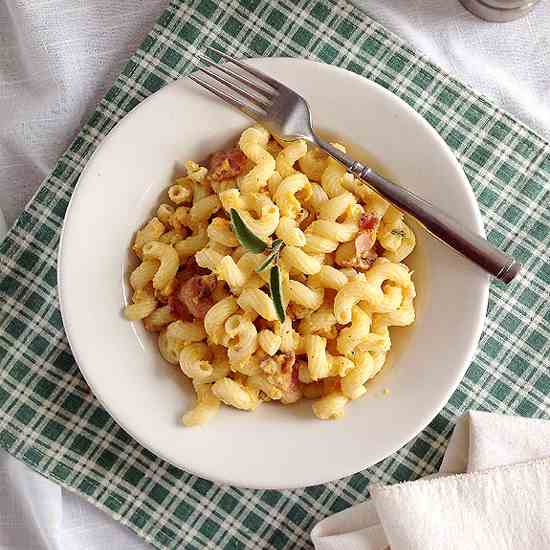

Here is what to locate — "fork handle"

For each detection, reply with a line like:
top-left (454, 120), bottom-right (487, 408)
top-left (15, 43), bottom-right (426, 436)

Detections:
top-left (316, 140), bottom-right (521, 283)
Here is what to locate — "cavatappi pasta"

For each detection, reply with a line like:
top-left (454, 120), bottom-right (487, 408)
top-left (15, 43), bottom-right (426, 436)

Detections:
top-left (124, 125), bottom-right (416, 426)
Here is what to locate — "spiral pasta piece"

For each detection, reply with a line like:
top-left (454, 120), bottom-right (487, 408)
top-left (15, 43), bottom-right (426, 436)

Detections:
top-left (274, 173), bottom-right (309, 218)
top-left (276, 139), bottom-right (307, 178)
top-left (238, 125), bottom-right (276, 193)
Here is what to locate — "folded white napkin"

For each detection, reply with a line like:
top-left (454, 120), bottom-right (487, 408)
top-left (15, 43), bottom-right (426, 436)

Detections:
top-left (311, 411), bottom-right (550, 550)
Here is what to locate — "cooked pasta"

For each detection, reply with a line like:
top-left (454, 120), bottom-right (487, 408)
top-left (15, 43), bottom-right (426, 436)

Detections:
top-left (258, 329), bottom-right (281, 356)
top-left (182, 382), bottom-right (220, 427)
top-left (124, 126), bottom-right (417, 425)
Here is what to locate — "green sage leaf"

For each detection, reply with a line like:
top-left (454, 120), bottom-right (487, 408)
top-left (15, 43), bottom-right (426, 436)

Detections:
top-left (230, 209), bottom-right (269, 253)
top-left (256, 250), bottom-right (279, 273)
top-left (270, 265), bottom-right (285, 323)
top-left (255, 240), bottom-right (286, 273)
top-left (270, 239), bottom-right (284, 254)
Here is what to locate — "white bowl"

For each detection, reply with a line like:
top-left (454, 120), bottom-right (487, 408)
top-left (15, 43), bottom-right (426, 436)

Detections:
top-left (58, 58), bottom-right (489, 489)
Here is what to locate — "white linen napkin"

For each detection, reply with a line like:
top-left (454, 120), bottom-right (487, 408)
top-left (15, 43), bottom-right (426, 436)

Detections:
top-left (311, 411), bottom-right (550, 550)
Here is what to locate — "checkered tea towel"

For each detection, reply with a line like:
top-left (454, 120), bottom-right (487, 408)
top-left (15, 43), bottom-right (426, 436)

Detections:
top-left (0, 0), bottom-right (548, 548)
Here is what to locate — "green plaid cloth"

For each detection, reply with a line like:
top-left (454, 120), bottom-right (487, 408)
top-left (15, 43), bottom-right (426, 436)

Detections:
top-left (1, 0), bottom-right (549, 548)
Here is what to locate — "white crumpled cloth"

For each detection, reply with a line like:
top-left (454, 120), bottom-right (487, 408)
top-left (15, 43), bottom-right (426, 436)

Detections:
top-left (311, 411), bottom-right (550, 550)
top-left (1, 1), bottom-right (549, 549)
top-left (0, 0), bottom-right (168, 231)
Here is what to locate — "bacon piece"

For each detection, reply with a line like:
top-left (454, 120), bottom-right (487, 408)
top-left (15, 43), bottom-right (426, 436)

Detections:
top-left (323, 377), bottom-right (341, 394)
top-left (279, 355), bottom-right (303, 405)
top-left (344, 248), bottom-right (378, 271)
top-left (338, 228), bottom-right (378, 272)
top-left (359, 213), bottom-right (379, 231)
top-left (207, 148), bottom-right (248, 183)
top-left (354, 231), bottom-right (377, 269)
top-left (297, 207), bottom-right (315, 229)
top-left (291, 359), bottom-right (302, 387)
top-left (355, 231), bottom-right (374, 258)
top-left (374, 241), bottom-right (385, 256)
top-left (255, 318), bottom-right (272, 332)
top-left (166, 259), bottom-right (212, 320)
top-left (177, 274), bottom-right (217, 319)
top-left (340, 214), bottom-right (381, 271)
top-left (179, 256), bottom-right (208, 282)
top-left (276, 351), bottom-right (296, 375)
top-left (168, 294), bottom-right (188, 320)
top-left (264, 352), bottom-right (297, 392)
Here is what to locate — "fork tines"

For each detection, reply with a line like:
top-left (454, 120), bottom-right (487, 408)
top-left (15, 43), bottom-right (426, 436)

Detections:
top-left (189, 46), bottom-right (278, 119)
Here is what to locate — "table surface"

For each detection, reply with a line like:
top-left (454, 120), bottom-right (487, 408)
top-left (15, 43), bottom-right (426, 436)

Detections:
top-left (0, 1), bottom-right (548, 549)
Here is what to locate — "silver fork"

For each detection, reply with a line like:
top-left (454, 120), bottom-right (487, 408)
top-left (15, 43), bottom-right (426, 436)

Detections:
top-left (189, 47), bottom-right (521, 283)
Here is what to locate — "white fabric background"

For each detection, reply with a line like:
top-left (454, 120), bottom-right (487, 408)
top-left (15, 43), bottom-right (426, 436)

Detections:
top-left (1, 1), bottom-right (549, 548)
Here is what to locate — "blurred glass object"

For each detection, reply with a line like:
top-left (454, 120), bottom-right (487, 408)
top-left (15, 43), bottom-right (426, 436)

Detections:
top-left (459, 0), bottom-right (541, 21)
